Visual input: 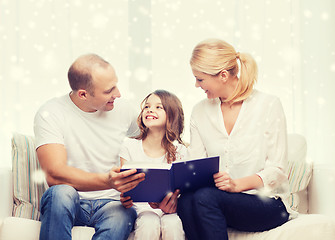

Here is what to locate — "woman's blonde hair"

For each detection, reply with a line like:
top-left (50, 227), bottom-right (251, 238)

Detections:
top-left (190, 39), bottom-right (258, 103)
top-left (136, 89), bottom-right (184, 164)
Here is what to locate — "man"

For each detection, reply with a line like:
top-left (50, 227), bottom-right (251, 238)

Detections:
top-left (34, 54), bottom-right (145, 240)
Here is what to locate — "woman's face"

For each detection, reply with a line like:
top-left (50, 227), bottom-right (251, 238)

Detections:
top-left (192, 69), bottom-right (222, 99)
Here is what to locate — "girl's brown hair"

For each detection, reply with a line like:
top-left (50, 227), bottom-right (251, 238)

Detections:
top-left (136, 89), bottom-right (184, 163)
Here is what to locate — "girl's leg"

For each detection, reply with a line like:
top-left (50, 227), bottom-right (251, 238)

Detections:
top-left (193, 187), bottom-right (289, 240)
top-left (134, 211), bottom-right (161, 240)
top-left (160, 213), bottom-right (185, 240)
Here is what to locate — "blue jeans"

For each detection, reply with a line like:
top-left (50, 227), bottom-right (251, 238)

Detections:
top-left (177, 187), bottom-right (289, 240)
top-left (39, 185), bottom-right (137, 240)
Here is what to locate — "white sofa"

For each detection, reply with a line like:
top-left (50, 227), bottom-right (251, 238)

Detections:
top-left (1, 133), bottom-right (335, 240)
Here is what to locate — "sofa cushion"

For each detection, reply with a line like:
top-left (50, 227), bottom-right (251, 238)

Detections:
top-left (227, 214), bottom-right (335, 240)
top-left (11, 133), bottom-right (48, 220)
top-left (2, 214), bottom-right (334, 240)
top-left (0, 217), bottom-right (95, 240)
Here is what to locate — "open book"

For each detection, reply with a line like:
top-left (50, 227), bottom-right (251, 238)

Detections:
top-left (121, 156), bottom-right (219, 202)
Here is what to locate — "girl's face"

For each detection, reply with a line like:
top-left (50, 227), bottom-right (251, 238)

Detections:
top-left (192, 69), bottom-right (223, 99)
top-left (142, 94), bottom-right (167, 130)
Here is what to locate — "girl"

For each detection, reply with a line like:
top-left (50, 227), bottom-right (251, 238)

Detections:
top-left (177, 39), bottom-right (295, 240)
top-left (120, 89), bottom-right (187, 240)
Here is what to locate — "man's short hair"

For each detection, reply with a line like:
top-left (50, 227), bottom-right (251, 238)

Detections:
top-left (68, 54), bottom-right (110, 95)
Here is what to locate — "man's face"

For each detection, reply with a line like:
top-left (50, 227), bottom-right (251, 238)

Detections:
top-left (85, 65), bottom-right (121, 112)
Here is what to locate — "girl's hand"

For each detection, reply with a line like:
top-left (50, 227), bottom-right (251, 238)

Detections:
top-left (149, 189), bottom-right (180, 214)
top-left (120, 193), bottom-right (133, 208)
top-left (148, 202), bottom-right (160, 209)
top-left (213, 171), bottom-right (239, 192)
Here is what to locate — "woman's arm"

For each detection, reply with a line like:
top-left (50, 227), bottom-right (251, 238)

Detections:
top-left (256, 98), bottom-right (289, 193)
top-left (214, 172), bottom-right (263, 192)
top-left (187, 117), bottom-right (207, 159)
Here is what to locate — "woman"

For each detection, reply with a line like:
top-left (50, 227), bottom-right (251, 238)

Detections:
top-left (177, 39), bottom-right (296, 240)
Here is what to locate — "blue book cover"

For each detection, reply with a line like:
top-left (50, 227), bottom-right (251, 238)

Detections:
top-left (121, 156), bottom-right (219, 202)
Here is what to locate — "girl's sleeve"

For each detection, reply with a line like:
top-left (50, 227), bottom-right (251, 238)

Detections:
top-left (119, 138), bottom-right (132, 163)
top-left (256, 97), bottom-right (290, 195)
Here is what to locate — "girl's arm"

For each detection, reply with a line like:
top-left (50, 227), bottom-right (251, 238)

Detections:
top-left (149, 189), bottom-right (180, 213)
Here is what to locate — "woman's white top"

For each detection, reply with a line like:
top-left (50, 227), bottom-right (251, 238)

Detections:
top-left (188, 89), bottom-right (296, 217)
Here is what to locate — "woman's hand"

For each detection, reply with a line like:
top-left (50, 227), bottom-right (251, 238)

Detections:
top-left (120, 193), bottom-right (133, 208)
top-left (213, 171), bottom-right (239, 192)
top-left (149, 189), bottom-right (180, 214)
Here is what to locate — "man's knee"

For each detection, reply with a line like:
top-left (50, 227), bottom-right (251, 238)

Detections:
top-left (41, 185), bottom-right (79, 211)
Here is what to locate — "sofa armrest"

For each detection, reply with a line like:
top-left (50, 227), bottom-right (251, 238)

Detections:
top-left (0, 167), bottom-right (13, 220)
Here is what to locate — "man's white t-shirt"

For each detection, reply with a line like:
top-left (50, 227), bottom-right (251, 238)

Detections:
top-left (34, 94), bottom-right (139, 200)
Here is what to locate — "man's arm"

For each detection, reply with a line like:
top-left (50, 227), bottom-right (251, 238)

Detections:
top-left (37, 144), bottom-right (145, 192)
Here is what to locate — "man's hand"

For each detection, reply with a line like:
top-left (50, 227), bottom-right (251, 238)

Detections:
top-left (120, 193), bottom-right (133, 209)
top-left (108, 167), bottom-right (145, 193)
top-left (149, 189), bottom-right (179, 214)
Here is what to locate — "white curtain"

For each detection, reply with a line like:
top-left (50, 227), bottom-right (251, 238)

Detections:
top-left (1, 0), bottom-right (334, 216)
top-left (298, 0), bottom-right (335, 216)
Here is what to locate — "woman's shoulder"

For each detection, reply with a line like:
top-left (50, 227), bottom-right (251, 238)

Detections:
top-left (249, 89), bottom-right (281, 105)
